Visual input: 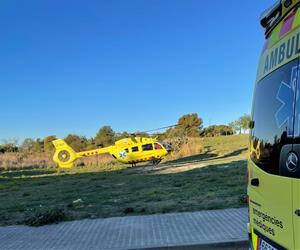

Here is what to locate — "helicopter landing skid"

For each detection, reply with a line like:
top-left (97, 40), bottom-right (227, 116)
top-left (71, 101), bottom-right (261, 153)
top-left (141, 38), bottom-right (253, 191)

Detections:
top-left (151, 158), bottom-right (162, 166)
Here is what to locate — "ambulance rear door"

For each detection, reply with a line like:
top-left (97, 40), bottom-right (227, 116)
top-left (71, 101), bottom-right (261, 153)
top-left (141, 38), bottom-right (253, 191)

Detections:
top-left (249, 58), bottom-right (300, 249)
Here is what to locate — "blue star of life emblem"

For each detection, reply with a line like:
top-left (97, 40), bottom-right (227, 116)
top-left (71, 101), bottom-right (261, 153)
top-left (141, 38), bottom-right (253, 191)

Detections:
top-left (119, 151), bottom-right (127, 159)
top-left (275, 65), bottom-right (300, 137)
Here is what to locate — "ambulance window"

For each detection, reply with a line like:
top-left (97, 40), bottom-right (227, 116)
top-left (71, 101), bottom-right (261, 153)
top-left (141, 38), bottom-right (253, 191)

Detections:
top-left (142, 144), bottom-right (153, 151)
top-left (250, 59), bottom-right (298, 175)
top-left (125, 148), bottom-right (129, 153)
top-left (131, 146), bottom-right (139, 152)
top-left (154, 143), bottom-right (163, 150)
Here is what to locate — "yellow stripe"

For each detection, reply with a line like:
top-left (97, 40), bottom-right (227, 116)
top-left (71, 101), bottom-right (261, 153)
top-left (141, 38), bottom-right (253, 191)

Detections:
top-left (292, 7), bottom-right (300, 29)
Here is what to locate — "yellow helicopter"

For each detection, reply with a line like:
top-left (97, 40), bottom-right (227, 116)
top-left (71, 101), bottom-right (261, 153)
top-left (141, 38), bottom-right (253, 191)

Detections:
top-left (52, 132), bottom-right (173, 168)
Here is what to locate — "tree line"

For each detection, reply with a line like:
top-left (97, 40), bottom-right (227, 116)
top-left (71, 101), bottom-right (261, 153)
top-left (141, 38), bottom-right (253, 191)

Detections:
top-left (0, 113), bottom-right (251, 154)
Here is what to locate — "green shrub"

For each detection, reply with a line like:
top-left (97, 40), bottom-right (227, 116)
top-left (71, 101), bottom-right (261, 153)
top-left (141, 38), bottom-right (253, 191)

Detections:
top-left (23, 207), bottom-right (67, 226)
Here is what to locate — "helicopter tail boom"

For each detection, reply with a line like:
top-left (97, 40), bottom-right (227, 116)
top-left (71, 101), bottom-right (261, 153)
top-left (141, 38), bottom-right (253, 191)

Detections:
top-left (52, 139), bottom-right (114, 168)
top-left (77, 146), bottom-right (114, 157)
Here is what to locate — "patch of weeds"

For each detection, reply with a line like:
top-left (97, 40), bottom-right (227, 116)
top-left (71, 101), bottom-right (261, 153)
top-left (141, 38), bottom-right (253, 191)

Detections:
top-left (161, 206), bottom-right (173, 213)
top-left (123, 207), bottom-right (134, 214)
top-left (0, 182), bottom-right (17, 190)
top-left (14, 205), bottom-right (26, 212)
top-left (239, 194), bottom-right (248, 205)
top-left (173, 183), bottom-right (182, 187)
top-left (36, 181), bottom-right (50, 186)
top-left (67, 198), bottom-right (85, 209)
top-left (0, 213), bottom-right (9, 221)
top-left (23, 207), bottom-right (67, 226)
top-left (206, 178), bottom-right (216, 183)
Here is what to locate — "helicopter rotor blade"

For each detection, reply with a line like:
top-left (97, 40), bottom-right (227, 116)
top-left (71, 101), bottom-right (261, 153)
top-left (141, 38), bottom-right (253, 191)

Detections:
top-left (127, 124), bottom-right (179, 139)
top-left (139, 124), bottom-right (179, 134)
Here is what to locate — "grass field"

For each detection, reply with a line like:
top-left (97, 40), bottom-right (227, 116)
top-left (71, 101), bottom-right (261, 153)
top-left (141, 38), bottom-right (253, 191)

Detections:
top-left (0, 134), bottom-right (249, 226)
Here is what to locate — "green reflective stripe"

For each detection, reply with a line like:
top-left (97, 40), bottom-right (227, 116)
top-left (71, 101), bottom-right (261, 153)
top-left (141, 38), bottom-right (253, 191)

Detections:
top-left (269, 23), bottom-right (283, 48)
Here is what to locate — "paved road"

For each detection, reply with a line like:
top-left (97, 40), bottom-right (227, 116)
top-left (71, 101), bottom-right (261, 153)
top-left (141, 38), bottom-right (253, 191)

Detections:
top-left (0, 208), bottom-right (248, 250)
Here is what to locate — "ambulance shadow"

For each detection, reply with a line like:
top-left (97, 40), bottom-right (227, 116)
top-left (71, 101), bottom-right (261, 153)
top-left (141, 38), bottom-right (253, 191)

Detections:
top-left (163, 146), bottom-right (248, 166)
top-left (145, 147), bottom-right (248, 173)
top-left (163, 146), bottom-right (217, 165)
top-left (164, 153), bottom-right (218, 165)
top-left (218, 147), bottom-right (248, 159)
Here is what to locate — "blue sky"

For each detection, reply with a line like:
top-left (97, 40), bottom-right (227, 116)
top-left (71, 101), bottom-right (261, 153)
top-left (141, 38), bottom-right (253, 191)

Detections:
top-left (0, 0), bottom-right (275, 142)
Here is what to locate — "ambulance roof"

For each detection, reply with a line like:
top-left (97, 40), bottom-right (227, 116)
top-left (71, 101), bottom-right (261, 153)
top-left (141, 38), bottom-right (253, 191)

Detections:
top-left (260, 0), bottom-right (300, 38)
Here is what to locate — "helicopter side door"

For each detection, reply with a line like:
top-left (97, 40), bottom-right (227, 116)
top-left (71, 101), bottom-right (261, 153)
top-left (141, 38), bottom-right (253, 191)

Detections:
top-left (127, 145), bottom-right (140, 162)
top-left (141, 143), bottom-right (155, 160)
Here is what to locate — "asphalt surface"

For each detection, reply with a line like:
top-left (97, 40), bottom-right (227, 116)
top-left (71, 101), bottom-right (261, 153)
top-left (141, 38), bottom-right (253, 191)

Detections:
top-left (0, 208), bottom-right (248, 250)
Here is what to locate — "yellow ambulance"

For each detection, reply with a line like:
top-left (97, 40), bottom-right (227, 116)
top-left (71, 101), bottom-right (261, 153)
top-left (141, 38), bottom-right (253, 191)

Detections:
top-left (248, 0), bottom-right (300, 249)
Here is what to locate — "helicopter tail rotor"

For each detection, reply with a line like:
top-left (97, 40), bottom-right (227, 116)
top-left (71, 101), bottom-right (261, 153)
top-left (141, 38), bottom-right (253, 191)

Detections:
top-left (52, 139), bottom-right (78, 168)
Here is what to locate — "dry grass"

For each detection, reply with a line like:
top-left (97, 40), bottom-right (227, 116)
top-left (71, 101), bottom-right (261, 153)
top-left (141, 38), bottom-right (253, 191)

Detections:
top-left (0, 152), bottom-right (54, 170)
top-left (0, 151), bottom-right (116, 170)
top-left (164, 137), bottom-right (204, 161)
